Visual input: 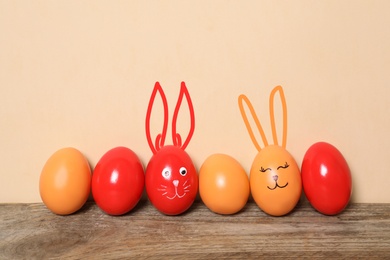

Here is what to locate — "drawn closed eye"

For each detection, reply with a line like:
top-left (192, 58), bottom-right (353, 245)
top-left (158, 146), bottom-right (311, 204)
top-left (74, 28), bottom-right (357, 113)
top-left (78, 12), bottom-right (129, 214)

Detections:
top-left (277, 162), bottom-right (289, 170)
top-left (260, 167), bottom-right (272, 173)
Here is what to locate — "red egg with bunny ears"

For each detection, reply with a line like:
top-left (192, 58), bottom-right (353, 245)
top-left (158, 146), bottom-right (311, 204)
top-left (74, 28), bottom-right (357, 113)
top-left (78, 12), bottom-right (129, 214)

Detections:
top-left (238, 86), bottom-right (302, 216)
top-left (145, 82), bottom-right (198, 215)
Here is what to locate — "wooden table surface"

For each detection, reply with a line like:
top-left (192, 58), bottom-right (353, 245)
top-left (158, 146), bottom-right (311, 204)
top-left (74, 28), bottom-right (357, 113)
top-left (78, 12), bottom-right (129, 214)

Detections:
top-left (1, 200), bottom-right (390, 259)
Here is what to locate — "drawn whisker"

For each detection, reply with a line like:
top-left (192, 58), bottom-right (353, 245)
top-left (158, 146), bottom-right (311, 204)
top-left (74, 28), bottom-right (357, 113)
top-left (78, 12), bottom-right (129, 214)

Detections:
top-left (183, 185), bottom-right (191, 190)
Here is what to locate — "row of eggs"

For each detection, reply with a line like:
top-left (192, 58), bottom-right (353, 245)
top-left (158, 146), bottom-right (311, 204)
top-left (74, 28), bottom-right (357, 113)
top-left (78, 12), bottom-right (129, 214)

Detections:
top-left (39, 142), bottom-right (352, 217)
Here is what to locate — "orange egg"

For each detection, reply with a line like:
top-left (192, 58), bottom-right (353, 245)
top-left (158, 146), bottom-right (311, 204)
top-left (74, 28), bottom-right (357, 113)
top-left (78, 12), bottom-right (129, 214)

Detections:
top-left (39, 147), bottom-right (91, 215)
top-left (199, 154), bottom-right (250, 214)
top-left (250, 145), bottom-right (301, 216)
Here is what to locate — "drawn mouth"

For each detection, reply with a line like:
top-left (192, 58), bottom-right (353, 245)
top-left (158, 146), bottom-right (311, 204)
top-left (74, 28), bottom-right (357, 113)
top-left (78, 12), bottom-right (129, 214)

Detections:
top-left (158, 180), bottom-right (191, 200)
top-left (166, 186), bottom-right (187, 200)
top-left (267, 181), bottom-right (288, 190)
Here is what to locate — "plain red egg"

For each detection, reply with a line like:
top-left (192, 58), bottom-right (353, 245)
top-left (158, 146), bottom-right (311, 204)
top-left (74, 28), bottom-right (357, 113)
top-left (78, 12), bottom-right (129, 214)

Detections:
top-left (301, 142), bottom-right (352, 215)
top-left (92, 147), bottom-right (144, 215)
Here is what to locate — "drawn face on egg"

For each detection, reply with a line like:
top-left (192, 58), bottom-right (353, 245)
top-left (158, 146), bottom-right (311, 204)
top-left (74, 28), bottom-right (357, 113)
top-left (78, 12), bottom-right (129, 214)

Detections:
top-left (146, 146), bottom-right (198, 209)
top-left (250, 145), bottom-right (301, 216)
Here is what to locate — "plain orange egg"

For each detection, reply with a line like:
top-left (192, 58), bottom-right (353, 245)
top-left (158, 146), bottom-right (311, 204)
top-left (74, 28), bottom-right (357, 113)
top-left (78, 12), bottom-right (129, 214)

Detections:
top-left (199, 154), bottom-right (250, 214)
top-left (39, 147), bottom-right (91, 215)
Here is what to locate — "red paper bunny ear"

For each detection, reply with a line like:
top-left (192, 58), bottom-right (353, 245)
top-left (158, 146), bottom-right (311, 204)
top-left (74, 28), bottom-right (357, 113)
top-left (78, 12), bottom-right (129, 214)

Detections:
top-left (145, 82), bottom-right (169, 154)
top-left (172, 82), bottom-right (195, 150)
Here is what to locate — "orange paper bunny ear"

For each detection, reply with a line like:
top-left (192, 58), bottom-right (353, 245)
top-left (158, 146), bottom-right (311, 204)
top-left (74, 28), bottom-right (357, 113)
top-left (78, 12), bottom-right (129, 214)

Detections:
top-left (269, 86), bottom-right (287, 149)
top-left (145, 82), bottom-right (169, 154)
top-left (172, 82), bottom-right (195, 151)
top-left (238, 85), bottom-right (288, 151)
top-left (238, 94), bottom-right (268, 151)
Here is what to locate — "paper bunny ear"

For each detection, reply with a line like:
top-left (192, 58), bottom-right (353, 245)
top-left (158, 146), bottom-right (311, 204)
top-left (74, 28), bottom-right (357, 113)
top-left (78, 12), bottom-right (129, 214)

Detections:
top-left (269, 86), bottom-right (287, 149)
top-left (145, 82), bottom-right (169, 154)
top-left (238, 85), bottom-right (288, 151)
top-left (145, 82), bottom-right (195, 154)
top-left (172, 82), bottom-right (195, 150)
top-left (238, 94), bottom-right (268, 151)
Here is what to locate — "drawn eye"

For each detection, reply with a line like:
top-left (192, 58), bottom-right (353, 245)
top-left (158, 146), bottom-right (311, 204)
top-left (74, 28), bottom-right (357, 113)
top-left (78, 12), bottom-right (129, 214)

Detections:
top-left (179, 167), bottom-right (187, 176)
top-left (260, 167), bottom-right (271, 173)
top-left (162, 167), bottom-right (171, 179)
top-left (277, 162), bottom-right (289, 170)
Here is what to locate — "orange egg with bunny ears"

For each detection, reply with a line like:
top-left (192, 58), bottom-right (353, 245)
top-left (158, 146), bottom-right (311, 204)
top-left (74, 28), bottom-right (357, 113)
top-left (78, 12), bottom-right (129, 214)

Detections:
top-left (238, 86), bottom-right (302, 216)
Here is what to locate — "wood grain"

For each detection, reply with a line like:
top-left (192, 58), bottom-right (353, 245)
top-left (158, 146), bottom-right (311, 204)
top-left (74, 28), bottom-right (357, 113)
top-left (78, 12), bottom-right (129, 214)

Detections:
top-left (1, 201), bottom-right (390, 259)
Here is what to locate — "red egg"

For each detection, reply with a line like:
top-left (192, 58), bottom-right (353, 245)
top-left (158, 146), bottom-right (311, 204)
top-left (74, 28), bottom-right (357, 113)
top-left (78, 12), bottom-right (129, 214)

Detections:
top-left (145, 145), bottom-right (198, 215)
top-left (92, 147), bottom-right (145, 215)
top-left (301, 142), bottom-right (352, 215)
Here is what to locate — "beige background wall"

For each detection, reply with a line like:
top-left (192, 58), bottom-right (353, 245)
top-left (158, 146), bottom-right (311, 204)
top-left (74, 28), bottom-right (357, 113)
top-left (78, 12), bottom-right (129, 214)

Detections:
top-left (1, 1), bottom-right (389, 203)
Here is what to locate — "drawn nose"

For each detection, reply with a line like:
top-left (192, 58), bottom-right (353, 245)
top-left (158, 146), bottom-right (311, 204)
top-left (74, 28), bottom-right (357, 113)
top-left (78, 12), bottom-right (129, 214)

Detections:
top-left (173, 180), bottom-right (179, 187)
top-left (273, 175), bottom-right (278, 182)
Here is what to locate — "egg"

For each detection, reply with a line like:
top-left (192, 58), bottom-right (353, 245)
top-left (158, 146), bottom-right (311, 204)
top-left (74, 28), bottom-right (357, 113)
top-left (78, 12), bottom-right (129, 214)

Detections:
top-left (250, 145), bottom-right (302, 216)
top-left (199, 154), bottom-right (250, 214)
top-left (39, 147), bottom-right (91, 215)
top-left (301, 142), bottom-right (352, 215)
top-left (92, 146), bottom-right (145, 215)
